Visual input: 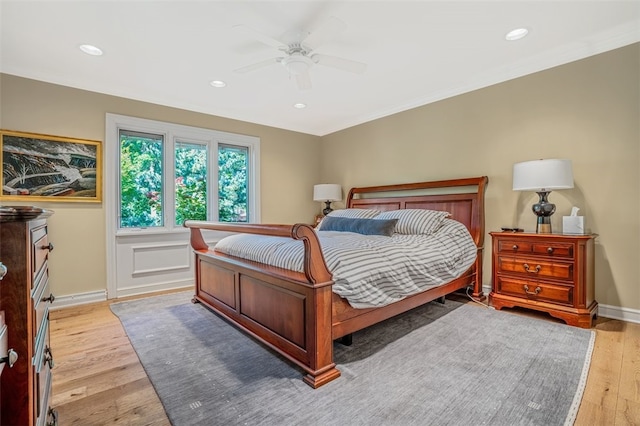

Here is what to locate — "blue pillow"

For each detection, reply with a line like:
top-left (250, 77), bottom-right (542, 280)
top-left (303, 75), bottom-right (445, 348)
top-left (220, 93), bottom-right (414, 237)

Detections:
top-left (318, 216), bottom-right (398, 236)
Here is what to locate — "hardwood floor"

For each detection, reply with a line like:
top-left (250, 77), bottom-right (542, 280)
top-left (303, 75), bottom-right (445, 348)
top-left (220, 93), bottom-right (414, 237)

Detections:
top-left (50, 291), bottom-right (640, 425)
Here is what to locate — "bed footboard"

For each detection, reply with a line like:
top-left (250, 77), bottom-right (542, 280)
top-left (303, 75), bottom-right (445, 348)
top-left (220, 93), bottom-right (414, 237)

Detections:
top-left (184, 221), bottom-right (341, 388)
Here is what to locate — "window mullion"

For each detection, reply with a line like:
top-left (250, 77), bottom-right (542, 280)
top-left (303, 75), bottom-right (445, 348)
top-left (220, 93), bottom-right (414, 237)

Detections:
top-left (210, 139), bottom-right (219, 221)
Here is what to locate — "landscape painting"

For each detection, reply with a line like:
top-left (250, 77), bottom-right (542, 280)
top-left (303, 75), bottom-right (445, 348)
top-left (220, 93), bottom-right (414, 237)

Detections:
top-left (1, 130), bottom-right (102, 202)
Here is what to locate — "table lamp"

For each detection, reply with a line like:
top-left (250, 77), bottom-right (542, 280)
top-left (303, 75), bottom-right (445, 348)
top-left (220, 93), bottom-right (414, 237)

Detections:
top-left (313, 184), bottom-right (342, 215)
top-left (512, 159), bottom-right (574, 233)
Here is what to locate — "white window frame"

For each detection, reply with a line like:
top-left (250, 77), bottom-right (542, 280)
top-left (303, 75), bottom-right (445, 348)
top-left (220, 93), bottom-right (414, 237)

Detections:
top-left (106, 113), bottom-right (261, 236)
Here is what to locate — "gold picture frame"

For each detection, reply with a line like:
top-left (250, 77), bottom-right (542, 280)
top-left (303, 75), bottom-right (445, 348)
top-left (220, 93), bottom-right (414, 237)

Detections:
top-left (1, 129), bottom-right (102, 203)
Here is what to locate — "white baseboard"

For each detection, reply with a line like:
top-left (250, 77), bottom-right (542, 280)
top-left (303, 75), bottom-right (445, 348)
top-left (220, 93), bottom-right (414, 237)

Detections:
top-left (598, 304), bottom-right (640, 324)
top-left (481, 284), bottom-right (640, 325)
top-left (51, 290), bottom-right (107, 310)
top-left (113, 281), bottom-right (193, 299)
top-left (51, 282), bottom-right (193, 310)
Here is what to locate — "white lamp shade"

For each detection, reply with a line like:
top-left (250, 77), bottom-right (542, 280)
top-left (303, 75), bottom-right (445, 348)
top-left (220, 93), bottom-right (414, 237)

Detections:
top-left (313, 184), bottom-right (342, 202)
top-left (513, 159), bottom-right (574, 191)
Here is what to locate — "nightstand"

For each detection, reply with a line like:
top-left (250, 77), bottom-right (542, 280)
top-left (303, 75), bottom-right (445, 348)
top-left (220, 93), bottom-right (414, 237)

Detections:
top-left (490, 232), bottom-right (598, 328)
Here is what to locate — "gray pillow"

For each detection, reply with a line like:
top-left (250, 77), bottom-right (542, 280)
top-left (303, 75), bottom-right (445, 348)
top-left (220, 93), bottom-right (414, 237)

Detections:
top-left (318, 216), bottom-right (398, 236)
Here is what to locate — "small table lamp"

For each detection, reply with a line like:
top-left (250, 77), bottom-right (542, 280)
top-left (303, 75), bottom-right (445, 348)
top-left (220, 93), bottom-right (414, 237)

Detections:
top-left (513, 159), bottom-right (574, 233)
top-left (313, 184), bottom-right (342, 215)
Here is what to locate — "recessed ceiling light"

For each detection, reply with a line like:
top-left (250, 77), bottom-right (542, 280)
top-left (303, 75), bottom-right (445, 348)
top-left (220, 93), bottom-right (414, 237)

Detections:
top-left (293, 103), bottom-right (306, 109)
top-left (79, 44), bottom-right (103, 56)
top-left (505, 28), bottom-right (529, 41)
top-left (210, 80), bottom-right (226, 88)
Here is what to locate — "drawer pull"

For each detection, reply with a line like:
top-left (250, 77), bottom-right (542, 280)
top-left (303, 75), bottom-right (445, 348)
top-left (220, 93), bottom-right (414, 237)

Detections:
top-left (42, 293), bottom-right (56, 304)
top-left (44, 346), bottom-right (54, 369)
top-left (547, 247), bottom-right (554, 254)
top-left (0, 348), bottom-right (18, 368)
top-left (523, 285), bottom-right (542, 296)
top-left (0, 262), bottom-right (6, 280)
top-left (46, 408), bottom-right (59, 426)
top-left (41, 242), bottom-right (54, 252)
top-left (512, 244), bottom-right (518, 251)
top-left (523, 263), bottom-right (541, 273)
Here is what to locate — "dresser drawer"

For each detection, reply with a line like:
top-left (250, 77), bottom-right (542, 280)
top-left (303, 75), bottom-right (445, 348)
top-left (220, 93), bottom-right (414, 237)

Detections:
top-left (497, 256), bottom-right (574, 281)
top-left (36, 368), bottom-right (53, 426)
top-left (494, 276), bottom-right (574, 306)
top-left (35, 340), bottom-right (53, 424)
top-left (31, 231), bottom-right (50, 288)
top-left (497, 240), bottom-right (574, 259)
top-left (33, 270), bottom-right (51, 349)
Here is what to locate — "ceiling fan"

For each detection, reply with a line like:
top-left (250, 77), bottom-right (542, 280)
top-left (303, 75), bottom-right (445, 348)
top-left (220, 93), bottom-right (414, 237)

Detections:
top-left (233, 16), bottom-right (367, 90)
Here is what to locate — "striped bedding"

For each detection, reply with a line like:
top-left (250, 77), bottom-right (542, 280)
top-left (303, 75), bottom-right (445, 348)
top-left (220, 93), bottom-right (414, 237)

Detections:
top-left (213, 218), bottom-right (477, 309)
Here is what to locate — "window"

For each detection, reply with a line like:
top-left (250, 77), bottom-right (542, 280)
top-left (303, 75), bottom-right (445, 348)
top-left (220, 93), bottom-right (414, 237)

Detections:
top-left (175, 141), bottom-right (208, 226)
top-left (108, 114), bottom-right (260, 233)
top-left (218, 144), bottom-right (248, 222)
top-left (119, 130), bottom-right (164, 228)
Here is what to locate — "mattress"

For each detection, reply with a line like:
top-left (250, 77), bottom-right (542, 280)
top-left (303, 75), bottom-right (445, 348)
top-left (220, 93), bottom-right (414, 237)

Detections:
top-left (213, 218), bottom-right (477, 308)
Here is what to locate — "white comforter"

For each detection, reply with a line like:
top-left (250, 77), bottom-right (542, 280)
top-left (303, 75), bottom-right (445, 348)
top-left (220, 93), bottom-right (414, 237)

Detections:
top-left (213, 219), bottom-right (477, 308)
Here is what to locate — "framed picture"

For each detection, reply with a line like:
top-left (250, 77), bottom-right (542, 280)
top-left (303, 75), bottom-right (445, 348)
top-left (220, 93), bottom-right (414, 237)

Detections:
top-left (1, 129), bottom-right (102, 203)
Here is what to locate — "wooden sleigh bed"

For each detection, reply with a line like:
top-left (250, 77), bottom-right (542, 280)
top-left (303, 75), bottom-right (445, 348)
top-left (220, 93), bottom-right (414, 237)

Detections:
top-left (184, 176), bottom-right (488, 388)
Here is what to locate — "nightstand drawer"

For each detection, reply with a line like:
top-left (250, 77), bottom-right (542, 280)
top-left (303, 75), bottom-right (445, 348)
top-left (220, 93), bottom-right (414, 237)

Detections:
top-left (497, 256), bottom-right (574, 281)
top-left (497, 240), bottom-right (574, 258)
top-left (495, 276), bottom-right (573, 306)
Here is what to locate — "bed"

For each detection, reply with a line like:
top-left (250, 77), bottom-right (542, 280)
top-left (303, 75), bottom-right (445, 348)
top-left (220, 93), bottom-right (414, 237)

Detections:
top-left (184, 176), bottom-right (488, 388)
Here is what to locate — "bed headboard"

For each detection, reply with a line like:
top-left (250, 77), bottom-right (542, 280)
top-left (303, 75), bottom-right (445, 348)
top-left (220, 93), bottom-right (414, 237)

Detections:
top-left (346, 176), bottom-right (488, 247)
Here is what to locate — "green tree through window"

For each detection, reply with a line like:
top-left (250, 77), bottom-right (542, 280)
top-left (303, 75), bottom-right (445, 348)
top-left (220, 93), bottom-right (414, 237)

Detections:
top-left (218, 144), bottom-right (248, 222)
top-left (175, 142), bottom-right (207, 225)
top-left (119, 131), bottom-right (163, 228)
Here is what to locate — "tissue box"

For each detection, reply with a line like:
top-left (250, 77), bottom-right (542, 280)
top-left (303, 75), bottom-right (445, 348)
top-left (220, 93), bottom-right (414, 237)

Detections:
top-left (563, 216), bottom-right (585, 234)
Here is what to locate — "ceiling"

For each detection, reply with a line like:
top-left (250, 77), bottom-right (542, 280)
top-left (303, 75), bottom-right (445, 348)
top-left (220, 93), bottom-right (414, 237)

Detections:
top-left (1, 1), bottom-right (639, 136)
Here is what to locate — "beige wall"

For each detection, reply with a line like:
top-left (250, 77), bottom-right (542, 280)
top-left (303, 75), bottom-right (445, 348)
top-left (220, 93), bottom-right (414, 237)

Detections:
top-left (0, 75), bottom-right (322, 297)
top-left (1, 43), bottom-right (638, 311)
top-left (321, 43), bottom-right (640, 311)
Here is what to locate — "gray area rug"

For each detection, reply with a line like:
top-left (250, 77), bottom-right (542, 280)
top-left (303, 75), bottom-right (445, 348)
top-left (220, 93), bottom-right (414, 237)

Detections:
top-left (111, 292), bottom-right (594, 426)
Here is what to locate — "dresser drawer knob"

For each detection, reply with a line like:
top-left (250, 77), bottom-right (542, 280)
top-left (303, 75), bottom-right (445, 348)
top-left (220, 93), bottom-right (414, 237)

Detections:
top-left (41, 242), bottom-right (54, 252)
top-left (523, 263), bottom-right (541, 273)
top-left (523, 285), bottom-right (542, 296)
top-left (46, 408), bottom-right (59, 426)
top-left (42, 293), bottom-right (56, 304)
top-left (0, 348), bottom-right (18, 368)
top-left (44, 346), bottom-right (54, 369)
top-left (547, 247), bottom-right (554, 254)
top-left (0, 262), bottom-right (6, 280)
top-left (512, 244), bottom-right (518, 251)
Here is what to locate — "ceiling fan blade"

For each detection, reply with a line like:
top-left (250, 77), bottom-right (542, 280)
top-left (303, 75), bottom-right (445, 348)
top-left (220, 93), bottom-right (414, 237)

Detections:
top-left (295, 71), bottom-right (312, 90)
top-left (312, 53), bottom-right (367, 74)
top-left (233, 24), bottom-right (287, 50)
top-left (302, 16), bottom-right (347, 50)
top-left (233, 57), bottom-right (282, 74)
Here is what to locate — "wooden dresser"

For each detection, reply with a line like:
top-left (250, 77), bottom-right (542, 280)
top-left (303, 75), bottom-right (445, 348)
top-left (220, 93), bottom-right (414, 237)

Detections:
top-left (0, 208), bottom-right (57, 426)
top-left (490, 231), bottom-right (597, 328)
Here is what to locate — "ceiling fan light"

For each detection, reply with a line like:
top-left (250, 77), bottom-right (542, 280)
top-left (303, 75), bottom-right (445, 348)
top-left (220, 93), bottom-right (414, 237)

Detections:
top-left (281, 55), bottom-right (313, 75)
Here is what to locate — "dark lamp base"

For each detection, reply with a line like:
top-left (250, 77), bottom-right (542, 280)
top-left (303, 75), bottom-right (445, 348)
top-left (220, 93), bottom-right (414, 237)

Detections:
top-left (322, 201), bottom-right (334, 216)
top-left (533, 191), bottom-right (556, 234)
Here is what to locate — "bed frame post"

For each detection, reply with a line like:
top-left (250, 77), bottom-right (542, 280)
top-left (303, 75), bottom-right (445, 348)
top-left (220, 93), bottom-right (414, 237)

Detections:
top-left (292, 224), bottom-right (341, 387)
top-left (303, 284), bottom-right (341, 388)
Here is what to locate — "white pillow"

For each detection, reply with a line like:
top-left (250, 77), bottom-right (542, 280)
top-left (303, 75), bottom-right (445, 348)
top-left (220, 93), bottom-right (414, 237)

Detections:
top-left (326, 208), bottom-right (381, 219)
top-left (375, 209), bottom-right (450, 234)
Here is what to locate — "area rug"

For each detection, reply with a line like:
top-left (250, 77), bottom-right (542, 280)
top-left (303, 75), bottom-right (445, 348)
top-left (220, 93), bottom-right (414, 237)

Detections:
top-left (111, 292), bottom-right (595, 426)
